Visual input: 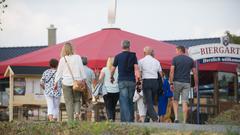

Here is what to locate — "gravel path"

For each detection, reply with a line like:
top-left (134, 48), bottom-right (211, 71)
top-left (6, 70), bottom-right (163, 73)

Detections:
top-left (126, 122), bottom-right (240, 133)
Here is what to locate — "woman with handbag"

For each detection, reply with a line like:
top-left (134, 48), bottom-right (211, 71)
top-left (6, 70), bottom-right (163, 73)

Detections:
top-left (98, 57), bottom-right (119, 122)
top-left (54, 42), bottom-right (86, 121)
top-left (40, 59), bottom-right (62, 121)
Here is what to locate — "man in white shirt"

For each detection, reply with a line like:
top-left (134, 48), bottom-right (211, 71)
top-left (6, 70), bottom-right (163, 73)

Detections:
top-left (138, 46), bottom-right (163, 122)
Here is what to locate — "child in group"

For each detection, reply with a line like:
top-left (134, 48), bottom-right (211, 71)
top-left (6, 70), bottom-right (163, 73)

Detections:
top-left (133, 80), bottom-right (147, 122)
top-left (158, 72), bottom-right (173, 122)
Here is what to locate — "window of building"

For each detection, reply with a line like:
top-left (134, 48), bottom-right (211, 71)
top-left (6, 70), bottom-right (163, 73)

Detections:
top-left (218, 72), bottom-right (237, 102)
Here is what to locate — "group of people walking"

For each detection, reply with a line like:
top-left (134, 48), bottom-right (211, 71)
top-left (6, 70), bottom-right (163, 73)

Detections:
top-left (40, 40), bottom-right (198, 123)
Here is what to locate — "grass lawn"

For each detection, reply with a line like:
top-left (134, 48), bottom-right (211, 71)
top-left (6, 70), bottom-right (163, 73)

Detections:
top-left (0, 121), bottom-right (234, 135)
top-left (1, 105), bottom-right (239, 135)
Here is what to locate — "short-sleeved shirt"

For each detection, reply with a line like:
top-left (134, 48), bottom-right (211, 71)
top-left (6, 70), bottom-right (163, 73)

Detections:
top-left (101, 67), bottom-right (119, 93)
top-left (113, 51), bottom-right (138, 82)
top-left (83, 66), bottom-right (96, 91)
top-left (172, 55), bottom-right (195, 83)
top-left (40, 69), bottom-right (62, 97)
top-left (138, 55), bottom-right (162, 79)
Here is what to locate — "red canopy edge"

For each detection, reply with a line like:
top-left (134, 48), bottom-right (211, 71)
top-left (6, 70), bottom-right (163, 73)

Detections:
top-left (0, 75), bottom-right (6, 79)
top-left (199, 62), bottom-right (238, 73)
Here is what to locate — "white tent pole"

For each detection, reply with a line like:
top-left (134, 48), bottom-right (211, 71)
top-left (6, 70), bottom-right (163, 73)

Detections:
top-left (9, 74), bottom-right (14, 121)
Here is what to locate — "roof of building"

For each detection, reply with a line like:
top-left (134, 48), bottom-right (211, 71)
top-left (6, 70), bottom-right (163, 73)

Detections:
top-left (164, 37), bottom-right (221, 48)
top-left (8, 66), bottom-right (48, 75)
top-left (0, 46), bottom-right (47, 62)
top-left (0, 37), bottom-right (221, 62)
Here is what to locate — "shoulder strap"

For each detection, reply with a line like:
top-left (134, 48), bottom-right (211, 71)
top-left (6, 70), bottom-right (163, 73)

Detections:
top-left (64, 56), bottom-right (75, 81)
top-left (45, 70), bottom-right (56, 83)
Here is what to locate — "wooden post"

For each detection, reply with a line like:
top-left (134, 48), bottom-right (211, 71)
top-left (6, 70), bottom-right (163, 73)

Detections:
top-left (213, 72), bottom-right (219, 115)
top-left (9, 74), bottom-right (14, 121)
top-left (234, 73), bottom-right (238, 103)
top-left (59, 108), bottom-right (62, 121)
top-left (196, 61), bottom-right (200, 124)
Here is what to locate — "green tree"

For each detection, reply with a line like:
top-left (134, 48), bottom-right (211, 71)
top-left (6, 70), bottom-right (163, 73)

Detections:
top-left (225, 31), bottom-right (240, 45)
top-left (0, 0), bottom-right (8, 31)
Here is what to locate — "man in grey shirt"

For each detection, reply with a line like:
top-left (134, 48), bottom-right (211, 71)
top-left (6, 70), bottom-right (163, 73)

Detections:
top-left (169, 46), bottom-right (198, 123)
top-left (81, 57), bottom-right (96, 105)
top-left (81, 57), bottom-right (96, 91)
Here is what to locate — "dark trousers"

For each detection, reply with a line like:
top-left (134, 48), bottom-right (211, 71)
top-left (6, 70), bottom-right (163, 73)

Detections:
top-left (103, 92), bottom-right (120, 121)
top-left (143, 79), bottom-right (159, 121)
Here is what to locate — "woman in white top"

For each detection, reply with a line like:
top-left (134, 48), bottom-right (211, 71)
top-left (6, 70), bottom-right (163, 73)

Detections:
top-left (54, 42), bottom-right (86, 121)
top-left (98, 57), bottom-right (119, 121)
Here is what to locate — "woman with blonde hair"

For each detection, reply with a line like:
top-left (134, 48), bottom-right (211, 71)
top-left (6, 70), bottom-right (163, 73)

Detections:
top-left (54, 42), bottom-right (86, 121)
top-left (98, 57), bottom-right (119, 121)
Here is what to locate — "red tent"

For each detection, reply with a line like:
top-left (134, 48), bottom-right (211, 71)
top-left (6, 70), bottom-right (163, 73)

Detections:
top-left (0, 28), bottom-right (238, 78)
top-left (0, 28), bottom-right (176, 77)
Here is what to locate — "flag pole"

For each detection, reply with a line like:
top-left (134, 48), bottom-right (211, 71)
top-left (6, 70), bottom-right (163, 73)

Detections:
top-left (196, 60), bottom-right (200, 124)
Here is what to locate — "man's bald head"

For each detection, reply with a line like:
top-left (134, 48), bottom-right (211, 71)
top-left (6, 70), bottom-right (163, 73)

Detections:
top-left (143, 46), bottom-right (153, 56)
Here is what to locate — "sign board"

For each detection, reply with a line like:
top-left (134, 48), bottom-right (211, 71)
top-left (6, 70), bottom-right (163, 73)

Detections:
top-left (188, 43), bottom-right (240, 63)
top-left (14, 78), bottom-right (26, 95)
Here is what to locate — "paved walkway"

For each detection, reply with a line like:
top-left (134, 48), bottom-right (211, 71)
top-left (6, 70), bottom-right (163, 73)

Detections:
top-left (126, 123), bottom-right (240, 133)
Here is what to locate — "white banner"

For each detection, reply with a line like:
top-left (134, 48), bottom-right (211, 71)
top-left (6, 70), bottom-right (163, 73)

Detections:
top-left (188, 43), bottom-right (240, 63)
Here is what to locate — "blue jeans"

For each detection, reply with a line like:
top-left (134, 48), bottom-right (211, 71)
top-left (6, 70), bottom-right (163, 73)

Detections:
top-left (118, 81), bottom-right (135, 122)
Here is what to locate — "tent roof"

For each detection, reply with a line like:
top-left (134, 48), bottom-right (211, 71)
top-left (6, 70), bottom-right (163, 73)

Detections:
top-left (0, 28), bottom-right (238, 77)
top-left (0, 28), bottom-right (176, 73)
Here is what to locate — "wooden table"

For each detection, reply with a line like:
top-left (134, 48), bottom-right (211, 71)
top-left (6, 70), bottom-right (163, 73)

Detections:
top-left (22, 104), bottom-right (41, 120)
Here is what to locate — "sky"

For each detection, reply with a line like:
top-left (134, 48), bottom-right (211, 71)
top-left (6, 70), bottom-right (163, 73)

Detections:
top-left (0, 0), bottom-right (239, 47)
